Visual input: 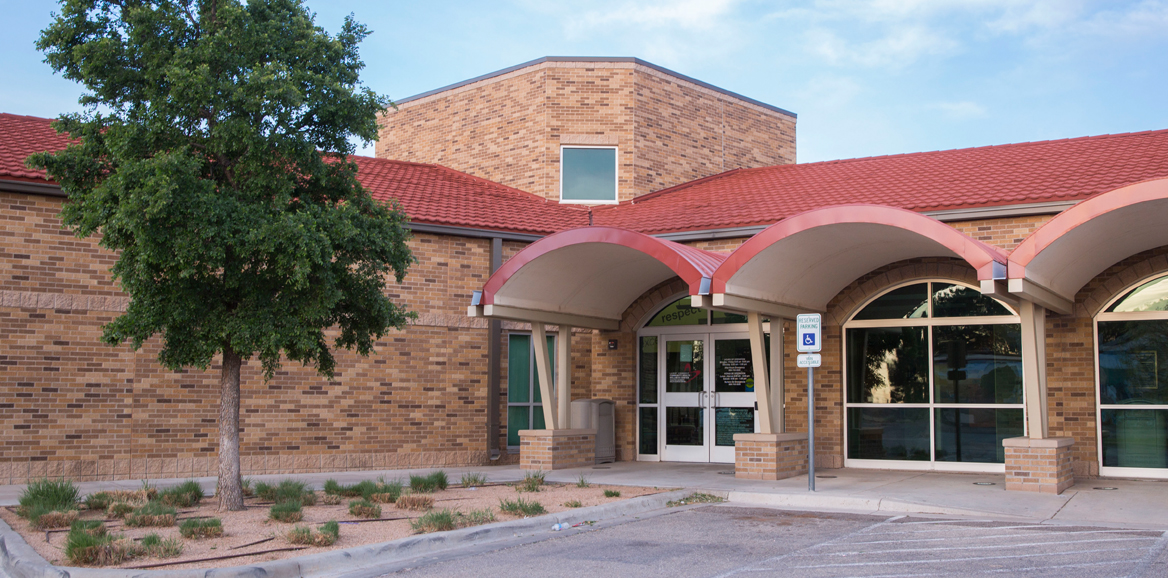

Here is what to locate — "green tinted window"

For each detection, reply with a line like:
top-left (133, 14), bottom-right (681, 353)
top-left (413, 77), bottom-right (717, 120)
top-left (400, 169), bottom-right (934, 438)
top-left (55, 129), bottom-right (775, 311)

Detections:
top-left (932, 283), bottom-right (1011, 317)
top-left (562, 147), bottom-right (616, 202)
top-left (1107, 276), bottom-right (1168, 312)
top-left (647, 297), bottom-right (707, 327)
top-left (853, 284), bottom-right (929, 320)
top-left (507, 334), bottom-right (530, 403)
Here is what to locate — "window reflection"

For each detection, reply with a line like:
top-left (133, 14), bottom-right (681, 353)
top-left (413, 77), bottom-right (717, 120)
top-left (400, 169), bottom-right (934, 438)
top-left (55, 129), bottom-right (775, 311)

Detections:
top-left (846, 327), bottom-right (929, 404)
top-left (852, 284), bottom-right (929, 320)
top-left (1099, 320), bottom-right (1168, 405)
top-left (933, 325), bottom-right (1022, 404)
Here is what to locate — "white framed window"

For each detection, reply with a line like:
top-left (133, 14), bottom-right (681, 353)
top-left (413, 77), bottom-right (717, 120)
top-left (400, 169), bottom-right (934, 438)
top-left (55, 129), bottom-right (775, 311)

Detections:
top-left (506, 332), bottom-right (555, 448)
top-left (560, 146), bottom-right (618, 204)
top-left (1095, 273), bottom-right (1168, 479)
top-left (843, 280), bottom-right (1023, 473)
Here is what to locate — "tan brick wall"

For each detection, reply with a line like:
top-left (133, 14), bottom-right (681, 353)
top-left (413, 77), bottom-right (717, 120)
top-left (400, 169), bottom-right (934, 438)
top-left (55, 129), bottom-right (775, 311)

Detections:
top-left (734, 433), bottom-right (808, 480)
top-left (1004, 438), bottom-right (1075, 494)
top-left (378, 61), bottom-right (796, 202)
top-left (684, 237), bottom-right (751, 253)
top-left (519, 428), bottom-right (596, 470)
top-left (948, 215), bottom-right (1053, 253)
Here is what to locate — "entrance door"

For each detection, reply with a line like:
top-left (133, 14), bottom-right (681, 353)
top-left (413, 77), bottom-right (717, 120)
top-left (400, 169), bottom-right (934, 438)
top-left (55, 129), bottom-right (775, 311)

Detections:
top-left (661, 334), bottom-right (760, 463)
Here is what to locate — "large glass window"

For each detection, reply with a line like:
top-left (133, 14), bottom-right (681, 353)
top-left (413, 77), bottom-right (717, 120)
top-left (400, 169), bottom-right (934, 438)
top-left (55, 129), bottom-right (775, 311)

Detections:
top-left (561, 147), bottom-right (617, 203)
top-left (845, 281), bottom-right (1022, 467)
top-left (506, 333), bottom-right (555, 447)
top-left (1097, 274), bottom-right (1168, 474)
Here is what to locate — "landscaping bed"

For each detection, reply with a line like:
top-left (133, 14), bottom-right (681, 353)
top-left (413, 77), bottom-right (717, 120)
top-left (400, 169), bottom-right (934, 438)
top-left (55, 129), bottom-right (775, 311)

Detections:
top-left (0, 472), bottom-right (663, 570)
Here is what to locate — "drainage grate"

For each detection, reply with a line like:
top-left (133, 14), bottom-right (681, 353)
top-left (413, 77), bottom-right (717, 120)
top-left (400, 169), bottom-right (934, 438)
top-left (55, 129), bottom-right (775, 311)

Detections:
top-left (592, 466), bottom-right (611, 470)
top-left (973, 482), bottom-right (996, 486)
top-left (718, 471), bottom-right (736, 475)
top-left (816, 475), bottom-right (837, 479)
top-left (1094, 487), bottom-right (1119, 491)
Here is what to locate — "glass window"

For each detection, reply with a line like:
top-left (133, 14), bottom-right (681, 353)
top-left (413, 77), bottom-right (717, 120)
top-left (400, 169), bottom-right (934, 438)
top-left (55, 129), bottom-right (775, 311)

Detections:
top-left (1098, 320), bottom-right (1168, 405)
top-left (847, 407), bottom-right (930, 461)
top-left (1101, 409), bottom-right (1168, 468)
top-left (715, 339), bottom-right (753, 393)
top-left (561, 147), bottom-right (617, 203)
top-left (639, 407), bottom-right (658, 455)
top-left (852, 284), bottom-right (929, 320)
top-left (846, 327), bottom-right (929, 404)
top-left (932, 282), bottom-right (1012, 317)
top-left (711, 310), bottom-right (748, 325)
top-left (934, 408), bottom-right (1023, 463)
top-left (665, 339), bottom-right (704, 393)
top-left (506, 333), bottom-right (554, 447)
top-left (932, 324), bottom-right (1023, 404)
top-left (639, 336), bottom-right (658, 404)
top-left (1107, 276), bottom-right (1168, 313)
top-left (646, 297), bottom-right (707, 327)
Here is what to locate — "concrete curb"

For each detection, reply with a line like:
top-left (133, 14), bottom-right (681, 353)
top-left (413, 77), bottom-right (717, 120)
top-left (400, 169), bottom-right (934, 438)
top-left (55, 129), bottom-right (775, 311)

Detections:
top-left (725, 490), bottom-right (1032, 519)
top-left (0, 490), bottom-right (690, 578)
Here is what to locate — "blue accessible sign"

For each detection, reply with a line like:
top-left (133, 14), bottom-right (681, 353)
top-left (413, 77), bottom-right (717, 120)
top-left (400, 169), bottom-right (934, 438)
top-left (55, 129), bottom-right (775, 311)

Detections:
top-left (796, 313), bottom-right (822, 353)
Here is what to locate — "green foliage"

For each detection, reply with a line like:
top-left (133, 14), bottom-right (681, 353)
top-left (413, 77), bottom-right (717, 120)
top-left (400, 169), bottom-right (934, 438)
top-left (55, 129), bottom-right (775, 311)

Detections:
top-left (107, 502), bottom-right (134, 519)
top-left (460, 472), bottom-right (487, 488)
top-left (498, 497), bottom-right (545, 517)
top-left (24, 504), bottom-right (78, 530)
top-left (457, 508), bottom-right (495, 527)
top-left (319, 520), bottom-right (340, 541)
top-left (410, 509), bottom-right (456, 534)
top-left (518, 470), bottom-right (545, 493)
top-left (65, 527), bottom-right (142, 566)
top-left (409, 471), bottom-right (448, 493)
top-left (257, 479), bottom-right (315, 505)
top-left (19, 479), bottom-right (79, 517)
top-left (241, 478), bottom-right (254, 497)
top-left (124, 502), bottom-right (177, 527)
top-left (179, 517), bottom-right (224, 539)
top-left (71, 519), bottom-right (107, 537)
top-left (395, 494), bottom-right (433, 511)
top-left (348, 499), bottom-right (381, 519)
top-left (286, 525), bottom-right (313, 545)
top-left (288, 520), bottom-right (340, 546)
top-left (603, 490), bottom-right (621, 498)
top-left (158, 480), bottom-right (205, 508)
top-left (269, 501), bottom-right (303, 523)
top-left (563, 500), bottom-right (583, 508)
top-left (83, 492), bottom-right (113, 511)
top-left (666, 492), bottom-right (725, 507)
top-left (576, 474), bottom-right (589, 488)
top-left (140, 533), bottom-right (161, 548)
top-left (140, 533), bottom-right (183, 558)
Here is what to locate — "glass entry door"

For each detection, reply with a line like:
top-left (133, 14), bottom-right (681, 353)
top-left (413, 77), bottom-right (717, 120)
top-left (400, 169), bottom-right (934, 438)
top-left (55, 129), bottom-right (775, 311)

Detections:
top-left (661, 334), bottom-right (759, 463)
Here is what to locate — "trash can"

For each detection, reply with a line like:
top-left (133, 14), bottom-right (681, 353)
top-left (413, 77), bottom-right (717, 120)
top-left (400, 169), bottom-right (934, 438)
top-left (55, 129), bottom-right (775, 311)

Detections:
top-left (571, 398), bottom-right (615, 464)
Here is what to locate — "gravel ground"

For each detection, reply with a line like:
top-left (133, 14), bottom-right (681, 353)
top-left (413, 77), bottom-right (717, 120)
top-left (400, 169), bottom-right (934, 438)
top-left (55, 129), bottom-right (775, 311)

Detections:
top-left (0, 480), bottom-right (663, 571)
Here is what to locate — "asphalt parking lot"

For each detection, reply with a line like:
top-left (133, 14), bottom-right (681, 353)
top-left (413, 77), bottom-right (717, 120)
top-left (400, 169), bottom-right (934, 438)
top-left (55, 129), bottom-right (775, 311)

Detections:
top-left (376, 505), bottom-right (1168, 578)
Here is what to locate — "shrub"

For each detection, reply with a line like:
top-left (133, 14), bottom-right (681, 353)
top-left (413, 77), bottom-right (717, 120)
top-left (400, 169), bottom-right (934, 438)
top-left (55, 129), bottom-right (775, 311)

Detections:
top-left (124, 502), bottom-right (176, 527)
top-left (348, 499), bottom-right (381, 519)
top-left (409, 471), bottom-right (448, 493)
top-left (563, 500), bottom-right (583, 508)
top-left (256, 479), bottom-right (315, 505)
top-left (19, 478), bottom-right (79, 526)
top-left (604, 490), bottom-right (621, 498)
top-left (371, 479), bottom-right (403, 503)
top-left (395, 494), bottom-right (434, 511)
top-left (410, 509), bottom-right (455, 534)
top-left (576, 474), bottom-right (589, 488)
top-left (460, 472), bottom-right (487, 488)
top-left (286, 525), bottom-right (313, 545)
top-left (64, 528), bottom-right (142, 566)
top-left (179, 517), bottom-right (223, 539)
top-left (457, 508), bottom-right (495, 527)
top-left (498, 497), bottom-right (545, 517)
top-left (26, 504), bottom-right (78, 530)
top-left (83, 492), bottom-right (114, 511)
top-left (71, 519), bottom-right (107, 537)
top-left (322, 493), bottom-right (343, 506)
top-left (269, 501), bottom-right (303, 523)
top-left (288, 520), bottom-right (339, 546)
top-left (324, 479), bottom-right (375, 498)
top-left (140, 533), bottom-right (183, 558)
top-left (107, 502), bottom-right (134, 519)
top-left (518, 471), bottom-right (545, 493)
top-left (158, 480), bottom-right (204, 508)
top-left (102, 489), bottom-right (151, 506)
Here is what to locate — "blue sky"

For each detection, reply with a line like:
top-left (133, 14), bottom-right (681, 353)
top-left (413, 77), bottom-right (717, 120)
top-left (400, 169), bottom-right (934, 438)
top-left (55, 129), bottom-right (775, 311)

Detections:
top-left (3, 0), bottom-right (1166, 163)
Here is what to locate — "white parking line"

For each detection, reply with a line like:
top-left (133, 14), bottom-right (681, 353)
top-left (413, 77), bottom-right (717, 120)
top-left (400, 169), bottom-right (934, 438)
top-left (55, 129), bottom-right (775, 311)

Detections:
top-left (845, 529), bottom-right (1151, 546)
top-left (792, 546), bottom-right (1150, 569)
top-left (804, 536), bottom-right (1155, 558)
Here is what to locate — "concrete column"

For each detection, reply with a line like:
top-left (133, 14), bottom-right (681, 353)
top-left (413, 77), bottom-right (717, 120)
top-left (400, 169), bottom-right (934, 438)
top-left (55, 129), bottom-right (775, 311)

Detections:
top-left (748, 312), bottom-right (774, 434)
top-left (1019, 300), bottom-right (1048, 439)
top-left (557, 324), bottom-right (572, 429)
top-left (532, 322), bottom-right (558, 429)
top-left (770, 320), bottom-right (785, 432)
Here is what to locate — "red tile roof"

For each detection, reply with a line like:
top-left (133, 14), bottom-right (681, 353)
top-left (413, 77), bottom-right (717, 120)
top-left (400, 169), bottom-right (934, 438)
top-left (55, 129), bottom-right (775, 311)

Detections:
top-left (0, 113), bottom-right (587, 236)
top-left (593, 128), bottom-right (1168, 234)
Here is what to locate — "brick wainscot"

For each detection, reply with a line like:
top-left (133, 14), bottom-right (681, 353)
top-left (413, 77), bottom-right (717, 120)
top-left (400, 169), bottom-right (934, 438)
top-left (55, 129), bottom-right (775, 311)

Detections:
top-left (519, 429), bottom-right (597, 470)
top-left (1003, 437), bottom-right (1075, 495)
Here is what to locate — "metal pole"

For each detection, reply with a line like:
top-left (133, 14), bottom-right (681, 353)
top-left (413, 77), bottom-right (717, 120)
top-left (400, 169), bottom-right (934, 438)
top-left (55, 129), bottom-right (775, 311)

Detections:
top-left (808, 366), bottom-right (815, 492)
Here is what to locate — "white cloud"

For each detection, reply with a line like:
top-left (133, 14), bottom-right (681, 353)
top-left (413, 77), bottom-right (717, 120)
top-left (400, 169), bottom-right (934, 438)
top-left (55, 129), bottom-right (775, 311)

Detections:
top-left (929, 101), bottom-right (988, 119)
top-left (797, 75), bottom-right (862, 109)
top-left (572, 0), bottom-right (742, 30)
top-left (803, 25), bottom-right (957, 68)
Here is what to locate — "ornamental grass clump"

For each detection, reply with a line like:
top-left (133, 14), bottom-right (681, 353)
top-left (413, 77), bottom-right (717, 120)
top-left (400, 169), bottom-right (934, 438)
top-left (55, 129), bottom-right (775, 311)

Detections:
top-left (456, 508), bottom-right (495, 528)
top-left (140, 533), bottom-right (183, 558)
top-left (124, 502), bottom-right (176, 528)
top-left (179, 517), bottom-right (223, 539)
top-left (395, 494), bottom-right (434, 511)
top-left (410, 509), bottom-right (456, 534)
top-left (19, 478), bottom-right (79, 528)
top-left (287, 521), bottom-right (339, 546)
top-left (25, 505), bottom-right (79, 530)
top-left (563, 500), bottom-right (582, 508)
top-left (460, 472), bottom-right (487, 488)
top-left (83, 492), bottom-right (114, 512)
top-left (256, 479), bottom-right (316, 506)
top-left (604, 490), bottom-right (621, 498)
top-left (64, 526), bottom-right (142, 566)
top-left (107, 502), bottom-right (134, 519)
top-left (71, 519), bottom-right (107, 538)
top-left (409, 471), bottom-right (448, 493)
top-left (498, 497), bottom-right (545, 517)
top-left (518, 471), bottom-right (545, 493)
top-left (269, 501), bottom-right (303, 523)
top-left (158, 480), bottom-right (205, 508)
top-left (348, 499), bottom-right (381, 519)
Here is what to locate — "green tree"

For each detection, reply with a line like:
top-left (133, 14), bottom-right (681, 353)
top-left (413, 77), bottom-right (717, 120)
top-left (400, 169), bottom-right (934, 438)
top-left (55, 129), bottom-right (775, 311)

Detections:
top-left (29, 0), bottom-right (414, 510)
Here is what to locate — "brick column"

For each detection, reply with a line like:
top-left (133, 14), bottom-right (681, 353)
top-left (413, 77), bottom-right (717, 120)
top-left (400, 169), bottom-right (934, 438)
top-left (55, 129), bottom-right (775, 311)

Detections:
top-left (734, 432), bottom-right (809, 480)
top-left (519, 429), bottom-right (597, 470)
top-left (1003, 436), bottom-right (1075, 494)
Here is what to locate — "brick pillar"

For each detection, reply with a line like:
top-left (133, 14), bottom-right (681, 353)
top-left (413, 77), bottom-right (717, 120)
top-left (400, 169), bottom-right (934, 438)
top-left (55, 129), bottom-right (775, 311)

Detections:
top-left (734, 432), bottom-right (809, 480)
top-left (519, 429), bottom-right (597, 470)
top-left (1003, 436), bottom-right (1075, 494)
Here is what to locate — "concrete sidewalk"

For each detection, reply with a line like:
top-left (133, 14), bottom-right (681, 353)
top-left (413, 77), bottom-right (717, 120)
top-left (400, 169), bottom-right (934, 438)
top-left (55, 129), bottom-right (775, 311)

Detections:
top-left (1, 462), bottom-right (1165, 529)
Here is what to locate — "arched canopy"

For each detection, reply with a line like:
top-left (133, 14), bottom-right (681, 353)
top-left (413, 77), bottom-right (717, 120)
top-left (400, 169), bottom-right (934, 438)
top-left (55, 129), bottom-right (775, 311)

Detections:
top-left (469, 227), bottom-right (725, 330)
top-left (701, 205), bottom-right (1008, 318)
top-left (1008, 178), bottom-right (1168, 314)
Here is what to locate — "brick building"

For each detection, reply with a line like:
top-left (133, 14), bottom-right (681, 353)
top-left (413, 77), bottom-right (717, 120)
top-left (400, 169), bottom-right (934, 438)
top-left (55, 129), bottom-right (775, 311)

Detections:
top-left (4, 57), bottom-right (1168, 494)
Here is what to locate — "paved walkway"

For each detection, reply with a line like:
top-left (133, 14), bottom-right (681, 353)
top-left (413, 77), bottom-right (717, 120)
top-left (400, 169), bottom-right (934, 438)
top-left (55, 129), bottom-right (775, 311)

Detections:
top-left (1, 462), bottom-right (1165, 529)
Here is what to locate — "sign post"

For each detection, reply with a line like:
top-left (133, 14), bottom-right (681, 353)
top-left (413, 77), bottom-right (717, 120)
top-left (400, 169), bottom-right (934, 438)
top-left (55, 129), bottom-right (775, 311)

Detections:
top-left (796, 314), bottom-right (822, 492)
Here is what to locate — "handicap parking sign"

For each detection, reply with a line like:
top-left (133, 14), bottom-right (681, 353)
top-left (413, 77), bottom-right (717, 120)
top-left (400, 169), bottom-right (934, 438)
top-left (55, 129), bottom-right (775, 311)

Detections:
top-left (796, 314), bottom-right (822, 353)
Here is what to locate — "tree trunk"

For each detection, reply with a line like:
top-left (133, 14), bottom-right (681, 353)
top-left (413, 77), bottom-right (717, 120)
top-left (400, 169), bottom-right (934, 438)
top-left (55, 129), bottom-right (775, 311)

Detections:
top-left (217, 346), bottom-right (245, 511)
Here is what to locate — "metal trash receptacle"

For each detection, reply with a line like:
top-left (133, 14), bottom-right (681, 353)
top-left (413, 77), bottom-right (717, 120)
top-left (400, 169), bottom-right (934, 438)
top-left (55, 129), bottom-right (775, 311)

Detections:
top-left (570, 398), bottom-right (615, 464)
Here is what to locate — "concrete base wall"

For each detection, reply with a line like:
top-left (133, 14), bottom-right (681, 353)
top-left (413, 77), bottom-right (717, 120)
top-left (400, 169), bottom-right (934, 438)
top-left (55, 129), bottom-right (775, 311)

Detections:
top-left (519, 429), bottom-right (596, 470)
top-left (734, 432), bottom-right (809, 480)
top-left (1003, 436), bottom-right (1075, 495)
